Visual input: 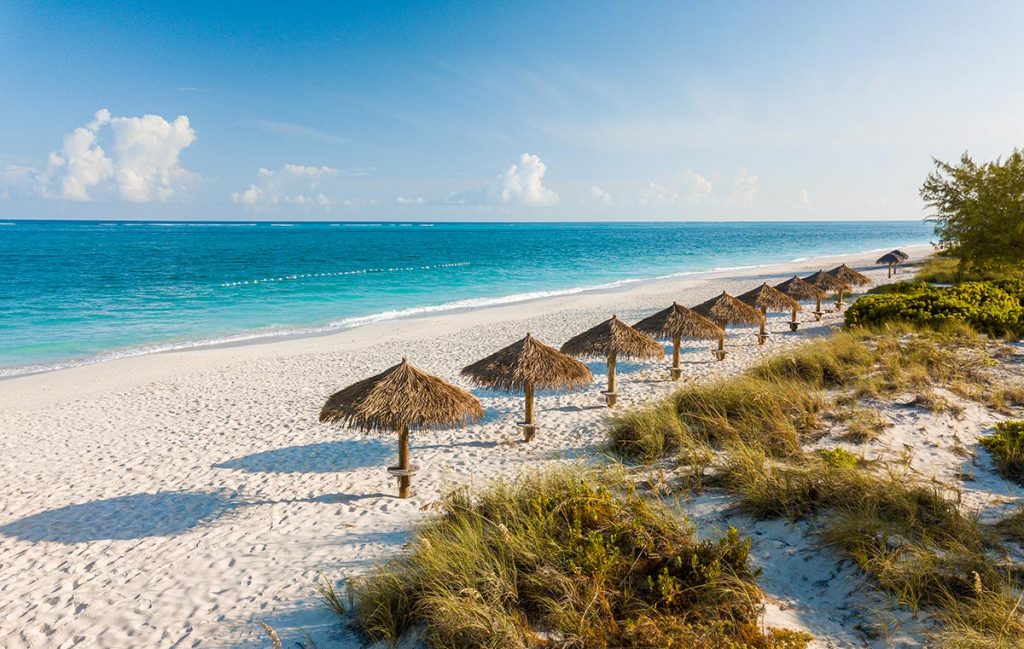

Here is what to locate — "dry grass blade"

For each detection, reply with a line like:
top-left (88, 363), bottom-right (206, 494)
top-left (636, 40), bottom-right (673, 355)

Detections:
top-left (559, 315), bottom-right (664, 360)
top-left (461, 333), bottom-right (592, 392)
top-left (320, 357), bottom-right (484, 430)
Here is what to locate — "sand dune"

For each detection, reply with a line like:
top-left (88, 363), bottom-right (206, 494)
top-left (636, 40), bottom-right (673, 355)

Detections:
top-left (0, 246), bottom-right (929, 648)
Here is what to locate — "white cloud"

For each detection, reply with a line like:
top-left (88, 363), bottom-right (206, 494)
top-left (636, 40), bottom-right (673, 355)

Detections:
top-left (638, 181), bottom-right (678, 207)
top-left (589, 185), bottom-right (612, 205)
top-left (489, 153), bottom-right (559, 206)
top-left (23, 109), bottom-right (197, 202)
top-left (796, 188), bottom-right (812, 208)
top-left (397, 196), bottom-right (424, 205)
top-left (0, 165), bottom-right (39, 199)
top-left (679, 170), bottom-right (713, 203)
top-left (232, 164), bottom-right (337, 209)
top-left (729, 167), bottom-right (759, 206)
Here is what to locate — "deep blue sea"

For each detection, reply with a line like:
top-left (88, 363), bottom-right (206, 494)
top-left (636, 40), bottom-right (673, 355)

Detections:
top-left (0, 220), bottom-right (933, 376)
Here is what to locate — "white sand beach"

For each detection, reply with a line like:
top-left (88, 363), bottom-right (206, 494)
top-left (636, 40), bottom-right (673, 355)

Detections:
top-left (0, 246), bottom-right (937, 648)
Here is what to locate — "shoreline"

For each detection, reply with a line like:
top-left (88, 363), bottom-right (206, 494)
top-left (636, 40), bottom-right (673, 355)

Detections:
top-left (0, 243), bottom-right (928, 648)
top-left (0, 243), bottom-right (931, 383)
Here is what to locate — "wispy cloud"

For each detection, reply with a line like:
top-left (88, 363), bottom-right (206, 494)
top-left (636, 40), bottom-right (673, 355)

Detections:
top-left (241, 118), bottom-right (349, 145)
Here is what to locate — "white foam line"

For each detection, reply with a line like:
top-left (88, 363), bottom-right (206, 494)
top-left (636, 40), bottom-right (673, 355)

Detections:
top-left (219, 262), bottom-right (472, 287)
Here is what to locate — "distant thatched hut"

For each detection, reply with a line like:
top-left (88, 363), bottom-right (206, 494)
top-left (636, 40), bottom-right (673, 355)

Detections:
top-left (876, 252), bottom-right (904, 278)
top-left (737, 283), bottom-right (800, 345)
top-left (461, 333), bottom-right (591, 441)
top-left (693, 292), bottom-right (765, 360)
top-left (320, 358), bottom-right (483, 498)
top-left (774, 275), bottom-right (828, 329)
top-left (827, 264), bottom-right (871, 310)
top-left (633, 302), bottom-right (723, 380)
top-left (560, 316), bottom-right (663, 407)
top-left (803, 270), bottom-right (851, 319)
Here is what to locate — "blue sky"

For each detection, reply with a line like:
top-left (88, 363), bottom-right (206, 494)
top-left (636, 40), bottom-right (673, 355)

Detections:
top-left (1, 1), bottom-right (1022, 221)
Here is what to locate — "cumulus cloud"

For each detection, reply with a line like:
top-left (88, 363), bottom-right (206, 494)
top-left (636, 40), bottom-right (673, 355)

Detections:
top-left (396, 196), bottom-right (424, 205)
top-left (730, 167), bottom-right (759, 206)
top-left (15, 109), bottom-right (197, 202)
top-left (0, 165), bottom-right (39, 199)
top-left (638, 181), bottom-right (678, 207)
top-left (589, 185), bottom-right (612, 205)
top-left (796, 188), bottom-right (812, 208)
top-left (232, 164), bottom-right (337, 209)
top-left (679, 170), bottom-right (713, 203)
top-left (489, 153), bottom-right (559, 206)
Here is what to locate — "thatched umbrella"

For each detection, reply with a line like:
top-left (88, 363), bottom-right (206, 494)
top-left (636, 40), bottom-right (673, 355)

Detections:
top-left (560, 315), bottom-right (663, 407)
top-left (876, 252), bottom-right (903, 278)
top-left (320, 358), bottom-right (484, 498)
top-left (633, 302), bottom-right (723, 380)
top-left (891, 249), bottom-right (909, 261)
top-left (775, 275), bottom-right (828, 329)
top-left (692, 292), bottom-right (765, 361)
top-left (737, 283), bottom-right (801, 345)
top-left (803, 270), bottom-right (851, 319)
top-left (461, 333), bottom-right (591, 441)
top-left (827, 264), bottom-right (872, 310)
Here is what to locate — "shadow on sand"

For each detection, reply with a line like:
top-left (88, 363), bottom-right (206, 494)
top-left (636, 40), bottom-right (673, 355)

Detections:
top-left (0, 491), bottom-right (234, 543)
top-left (214, 439), bottom-right (393, 474)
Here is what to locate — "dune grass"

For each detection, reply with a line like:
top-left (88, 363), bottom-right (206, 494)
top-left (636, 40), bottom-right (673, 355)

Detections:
top-left (345, 468), bottom-right (811, 649)
top-left (979, 420), bottom-right (1024, 485)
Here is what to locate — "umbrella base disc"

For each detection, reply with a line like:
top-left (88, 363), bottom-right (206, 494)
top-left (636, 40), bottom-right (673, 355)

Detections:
top-left (712, 350), bottom-right (727, 361)
top-left (601, 391), bottom-right (618, 408)
top-left (789, 322), bottom-right (800, 332)
top-left (670, 367), bottom-right (682, 381)
top-left (756, 332), bottom-right (769, 345)
top-left (517, 422), bottom-right (538, 442)
top-left (813, 311), bottom-right (824, 321)
top-left (386, 465), bottom-right (420, 477)
top-left (835, 302), bottom-right (845, 311)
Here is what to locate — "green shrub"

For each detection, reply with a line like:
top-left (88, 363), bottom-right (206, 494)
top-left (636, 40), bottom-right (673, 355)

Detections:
top-left (818, 447), bottom-right (858, 469)
top-left (979, 420), bottom-right (1024, 484)
top-left (845, 282), bottom-right (1023, 337)
top-left (866, 280), bottom-right (932, 295)
top-left (347, 468), bottom-right (810, 648)
top-left (991, 278), bottom-right (1024, 307)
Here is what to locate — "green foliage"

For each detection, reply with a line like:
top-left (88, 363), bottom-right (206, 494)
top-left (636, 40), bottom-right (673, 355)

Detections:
top-left (921, 150), bottom-right (1024, 278)
top-left (979, 420), bottom-right (1024, 484)
top-left (866, 280), bottom-right (932, 295)
top-left (347, 468), bottom-right (809, 648)
top-left (608, 402), bottom-right (687, 463)
top-left (845, 282), bottom-right (1023, 337)
top-left (818, 447), bottom-right (858, 469)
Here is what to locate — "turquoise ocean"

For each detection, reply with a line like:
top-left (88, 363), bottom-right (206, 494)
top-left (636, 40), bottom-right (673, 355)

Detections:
top-left (0, 220), bottom-right (932, 376)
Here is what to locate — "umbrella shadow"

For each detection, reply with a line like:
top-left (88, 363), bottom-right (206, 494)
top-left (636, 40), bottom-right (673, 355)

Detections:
top-left (547, 403), bottom-right (607, 413)
top-left (584, 360), bottom-right (649, 375)
top-left (214, 439), bottom-right (394, 474)
top-left (0, 491), bottom-right (234, 543)
top-left (417, 439), bottom-right (500, 450)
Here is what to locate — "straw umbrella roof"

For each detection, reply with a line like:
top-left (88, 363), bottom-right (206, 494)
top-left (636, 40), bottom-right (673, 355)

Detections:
top-left (737, 283), bottom-right (801, 313)
top-left (828, 264), bottom-right (871, 286)
top-left (891, 249), bottom-right (909, 261)
top-left (560, 315), bottom-right (664, 360)
top-left (461, 333), bottom-right (592, 392)
top-left (693, 291), bottom-right (765, 326)
top-left (803, 270), bottom-right (851, 293)
top-left (633, 302), bottom-right (724, 340)
top-left (775, 275), bottom-right (828, 301)
top-left (320, 358), bottom-right (484, 431)
top-left (876, 252), bottom-right (903, 265)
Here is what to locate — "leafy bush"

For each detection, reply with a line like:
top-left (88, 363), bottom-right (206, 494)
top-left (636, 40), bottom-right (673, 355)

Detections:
top-left (347, 468), bottom-right (810, 648)
top-left (979, 420), bottom-right (1024, 484)
top-left (991, 278), bottom-right (1024, 307)
top-left (845, 282), bottom-right (1023, 337)
top-left (818, 447), bottom-right (858, 469)
top-left (866, 280), bottom-right (932, 295)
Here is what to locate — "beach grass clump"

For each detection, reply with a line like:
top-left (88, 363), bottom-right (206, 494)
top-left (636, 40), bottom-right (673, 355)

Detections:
top-left (836, 406), bottom-right (890, 443)
top-left (346, 468), bottom-right (810, 649)
top-left (979, 420), bottom-right (1024, 484)
top-left (607, 401), bottom-right (687, 463)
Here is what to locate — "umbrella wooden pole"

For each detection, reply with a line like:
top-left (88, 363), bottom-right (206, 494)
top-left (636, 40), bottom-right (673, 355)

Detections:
top-left (522, 382), bottom-right (537, 442)
top-left (757, 307), bottom-right (768, 345)
top-left (814, 298), bottom-right (823, 321)
top-left (836, 288), bottom-right (845, 311)
top-left (888, 264), bottom-right (893, 278)
top-left (603, 351), bottom-right (617, 407)
top-left (789, 306), bottom-right (799, 332)
top-left (396, 424), bottom-right (412, 498)
top-left (714, 334), bottom-right (726, 361)
top-left (671, 334), bottom-right (681, 381)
